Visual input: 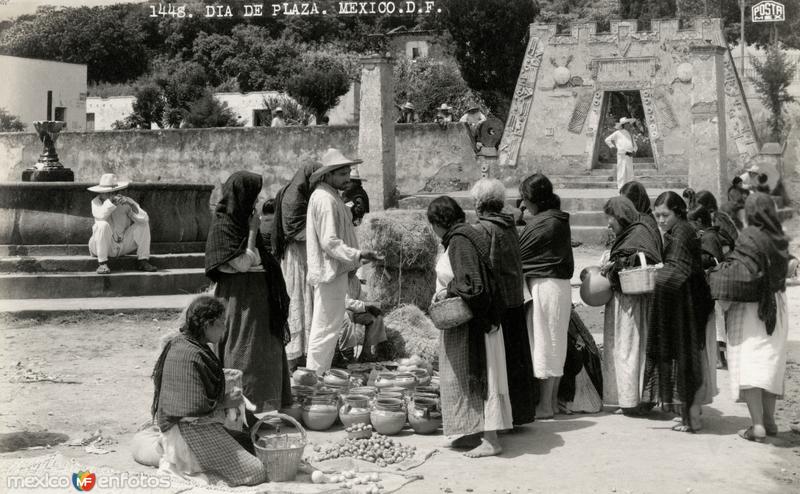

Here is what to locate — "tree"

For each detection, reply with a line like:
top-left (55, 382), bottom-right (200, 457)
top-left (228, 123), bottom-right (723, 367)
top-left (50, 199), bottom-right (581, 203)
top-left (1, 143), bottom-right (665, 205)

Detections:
top-left (433, 0), bottom-right (539, 120)
top-left (182, 90), bottom-right (242, 128)
top-left (286, 54), bottom-right (351, 122)
top-left (0, 108), bottom-right (26, 131)
top-left (394, 57), bottom-right (485, 122)
top-left (750, 44), bottom-right (798, 140)
top-left (152, 60), bottom-right (209, 127)
top-left (131, 84), bottom-right (165, 129)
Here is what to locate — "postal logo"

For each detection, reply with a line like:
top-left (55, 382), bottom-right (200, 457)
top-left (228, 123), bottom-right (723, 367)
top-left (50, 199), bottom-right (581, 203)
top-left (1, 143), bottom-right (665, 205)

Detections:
top-left (72, 471), bottom-right (96, 491)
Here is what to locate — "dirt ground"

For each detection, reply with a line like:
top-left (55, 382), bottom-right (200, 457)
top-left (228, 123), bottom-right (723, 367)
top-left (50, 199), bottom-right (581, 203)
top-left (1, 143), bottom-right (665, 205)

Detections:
top-left (2, 231), bottom-right (800, 492)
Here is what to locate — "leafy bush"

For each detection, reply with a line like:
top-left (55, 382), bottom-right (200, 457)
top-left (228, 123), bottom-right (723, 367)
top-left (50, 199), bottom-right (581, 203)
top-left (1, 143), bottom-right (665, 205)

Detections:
top-left (0, 108), bottom-right (26, 132)
top-left (182, 90), bottom-right (242, 128)
top-left (286, 54), bottom-right (351, 122)
top-left (750, 44), bottom-right (798, 141)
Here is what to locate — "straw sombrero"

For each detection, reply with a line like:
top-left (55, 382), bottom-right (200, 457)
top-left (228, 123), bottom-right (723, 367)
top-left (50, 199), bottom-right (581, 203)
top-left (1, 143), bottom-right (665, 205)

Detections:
top-left (309, 148), bottom-right (362, 184)
top-left (87, 173), bottom-right (129, 193)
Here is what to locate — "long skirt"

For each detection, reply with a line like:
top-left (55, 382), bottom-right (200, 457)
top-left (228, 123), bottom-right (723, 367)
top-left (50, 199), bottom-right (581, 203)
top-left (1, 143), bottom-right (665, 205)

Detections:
top-left (698, 309), bottom-right (719, 405)
top-left (559, 310), bottom-right (603, 413)
top-left (714, 302), bottom-right (727, 344)
top-left (525, 277), bottom-right (572, 378)
top-left (602, 292), bottom-right (650, 408)
top-left (722, 293), bottom-right (789, 400)
top-left (501, 305), bottom-right (537, 425)
top-left (215, 272), bottom-right (291, 413)
top-left (439, 326), bottom-right (513, 436)
top-left (282, 241), bottom-right (313, 361)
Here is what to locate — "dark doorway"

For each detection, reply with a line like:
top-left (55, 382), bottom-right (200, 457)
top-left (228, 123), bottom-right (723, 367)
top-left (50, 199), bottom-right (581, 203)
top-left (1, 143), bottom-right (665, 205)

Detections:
top-left (593, 90), bottom-right (653, 169)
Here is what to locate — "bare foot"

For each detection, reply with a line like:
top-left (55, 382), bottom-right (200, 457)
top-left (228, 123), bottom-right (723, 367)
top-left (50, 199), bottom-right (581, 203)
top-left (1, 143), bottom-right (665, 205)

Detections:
top-left (535, 406), bottom-right (554, 420)
top-left (463, 438), bottom-right (502, 458)
top-left (448, 434), bottom-right (481, 449)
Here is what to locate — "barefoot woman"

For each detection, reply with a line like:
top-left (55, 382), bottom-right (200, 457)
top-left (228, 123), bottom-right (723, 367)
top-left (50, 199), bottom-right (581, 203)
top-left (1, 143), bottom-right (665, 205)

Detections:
top-left (428, 196), bottom-right (513, 458)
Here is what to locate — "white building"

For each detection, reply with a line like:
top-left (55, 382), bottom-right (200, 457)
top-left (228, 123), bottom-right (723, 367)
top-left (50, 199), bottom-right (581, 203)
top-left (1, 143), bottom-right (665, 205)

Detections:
top-left (86, 85), bottom-right (360, 130)
top-left (0, 55), bottom-right (87, 131)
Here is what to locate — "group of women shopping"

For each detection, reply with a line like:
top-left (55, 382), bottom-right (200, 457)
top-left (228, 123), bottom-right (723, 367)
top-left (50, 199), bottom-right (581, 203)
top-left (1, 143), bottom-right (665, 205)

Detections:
top-left (143, 166), bottom-right (791, 485)
top-left (601, 181), bottom-right (790, 441)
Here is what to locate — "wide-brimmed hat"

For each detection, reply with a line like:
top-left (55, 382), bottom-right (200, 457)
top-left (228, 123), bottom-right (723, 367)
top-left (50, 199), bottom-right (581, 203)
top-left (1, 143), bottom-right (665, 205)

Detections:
top-left (466, 104), bottom-right (480, 112)
top-left (614, 117), bottom-right (636, 129)
top-left (745, 164), bottom-right (761, 174)
top-left (88, 173), bottom-right (129, 193)
top-left (274, 107), bottom-right (284, 113)
top-left (349, 168), bottom-right (367, 182)
top-left (438, 103), bottom-right (452, 112)
top-left (402, 102), bottom-right (415, 110)
top-left (309, 148), bottom-right (362, 184)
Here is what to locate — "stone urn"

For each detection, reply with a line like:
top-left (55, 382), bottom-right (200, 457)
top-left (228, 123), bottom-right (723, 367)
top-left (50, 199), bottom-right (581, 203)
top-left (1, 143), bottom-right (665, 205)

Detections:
top-left (22, 121), bottom-right (74, 182)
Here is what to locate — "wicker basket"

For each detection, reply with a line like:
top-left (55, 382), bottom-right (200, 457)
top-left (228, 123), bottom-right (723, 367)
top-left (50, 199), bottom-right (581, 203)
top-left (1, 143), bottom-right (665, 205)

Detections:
top-left (619, 252), bottom-right (660, 295)
top-left (429, 296), bottom-right (473, 330)
top-left (251, 413), bottom-right (307, 482)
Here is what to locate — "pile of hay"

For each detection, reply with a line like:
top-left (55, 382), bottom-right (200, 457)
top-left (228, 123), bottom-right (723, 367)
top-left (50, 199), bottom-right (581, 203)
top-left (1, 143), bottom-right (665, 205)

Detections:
top-left (380, 304), bottom-right (440, 367)
top-left (357, 211), bottom-right (439, 271)
top-left (362, 264), bottom-right (436, 312)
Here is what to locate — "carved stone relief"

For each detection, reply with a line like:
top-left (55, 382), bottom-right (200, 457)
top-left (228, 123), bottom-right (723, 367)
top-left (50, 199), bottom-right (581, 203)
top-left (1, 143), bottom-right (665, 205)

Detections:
top-left (568, 90), bottom-right (595, 134)
top-left (653, 88), bottom-right (678, 129)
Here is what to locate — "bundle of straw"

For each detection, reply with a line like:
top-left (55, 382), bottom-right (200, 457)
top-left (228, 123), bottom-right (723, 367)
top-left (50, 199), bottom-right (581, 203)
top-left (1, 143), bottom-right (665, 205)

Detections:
top-left (362, 265), bottom-right (435, 312)
top-left (381, 304), bottom-right (440, 367)
top-left (356, 211), bottom-right (438, 271)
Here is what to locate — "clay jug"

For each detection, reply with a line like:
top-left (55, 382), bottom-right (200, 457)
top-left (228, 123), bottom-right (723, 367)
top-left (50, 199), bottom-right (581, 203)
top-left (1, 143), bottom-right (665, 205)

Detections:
top-left (339, 394), bottom-right (371, 428)
top-left (292, 367), bottom-right (318, 387)
top-left (579, 266), bottom-right (613, 307)
top-left (370, 397), bottom-right (407, 436)
top-left (408, 397), bottom-right (442, 434)
top-left (374, 372), bottom-right (396, 390)
top-left (301, 394), bottom-right (338, 431)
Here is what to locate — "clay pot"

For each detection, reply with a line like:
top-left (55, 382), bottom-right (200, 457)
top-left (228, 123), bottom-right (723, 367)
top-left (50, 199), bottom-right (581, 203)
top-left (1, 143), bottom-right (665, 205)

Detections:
top-left (579, 266), bottom-right (613, 307)
top-left (408, 397), bottom-right (442, 434)
top-left (415, 385), bottom-right (439, 396)
top-left (393, 373), bottom-right (417, 391)
top-left (349, 386), bottom-right (378, 401)
top-left (370, 397), bottom-right (407, 436)
top-left (409, 368), bottom-right (430, 387)
top-left (374, 372), bottom-right (397, 390)
top-left (339, 394), bottom-right (372, 428)
top-left (301, 394), bottom-right (339, 431)
top-left (323, 368), bottom-right (350, 386)
top-left (292, 367), bottom-right (318, 387)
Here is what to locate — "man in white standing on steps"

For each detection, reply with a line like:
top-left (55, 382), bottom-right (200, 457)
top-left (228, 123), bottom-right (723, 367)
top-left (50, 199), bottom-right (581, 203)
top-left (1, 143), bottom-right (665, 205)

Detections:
top-left (87, 173), bottom-right (157, 274)
top-left (305, 148), bottom-right (381, 375)
top-left (604, 117), bottom-right (638, 191)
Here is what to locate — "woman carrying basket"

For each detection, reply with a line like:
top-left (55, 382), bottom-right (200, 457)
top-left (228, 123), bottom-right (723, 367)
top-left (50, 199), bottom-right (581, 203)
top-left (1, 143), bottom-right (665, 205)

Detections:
top-left (600, 196), bottom-right (662, 415)
top-left (427, 196), bottom-right (513, 458)
top-left (642, 192), bottom-right (713, 433)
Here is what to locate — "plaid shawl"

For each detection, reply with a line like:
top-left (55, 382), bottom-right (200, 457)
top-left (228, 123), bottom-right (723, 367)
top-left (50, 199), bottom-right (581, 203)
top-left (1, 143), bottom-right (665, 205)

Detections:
top-left (442, 222), bottom-right (504, 400)
top-left (272, 163), bottom-right (320, 259)
top-left (206, 171), bottom-right (290, 344)
top-left (153, 333), bottom-right (224, 432)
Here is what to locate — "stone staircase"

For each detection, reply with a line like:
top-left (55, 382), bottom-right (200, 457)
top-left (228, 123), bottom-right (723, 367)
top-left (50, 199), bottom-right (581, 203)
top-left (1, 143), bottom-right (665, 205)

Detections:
top-left (0, 243), bottom-right (209, 300)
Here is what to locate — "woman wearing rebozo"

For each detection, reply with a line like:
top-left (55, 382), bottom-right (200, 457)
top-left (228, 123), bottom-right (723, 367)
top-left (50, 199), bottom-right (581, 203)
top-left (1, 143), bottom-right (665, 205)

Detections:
top-left (600, 196), bottom-right (662, 416)
top-left (518, 173), bottom-right (574, 420)
top-left (428, 195), bottom-right (513, 458)
top-left (708, 193), bottom-right (790, 443)
top-left (205, 171), bottom-right (292, 414)
top-left (470, 178), bottom-right (537, 426)
top-left (151, 295), bottom-right (267, 486)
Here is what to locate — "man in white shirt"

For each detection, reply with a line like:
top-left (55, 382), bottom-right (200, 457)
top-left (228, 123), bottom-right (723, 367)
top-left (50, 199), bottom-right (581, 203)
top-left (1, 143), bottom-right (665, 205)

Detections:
top-left (270, 107), bottom-right (286, 127)
top-left (604, 117), bottom-right (638, 190)
top-left (305, 148), bottom-right (380, 374)
top-left (87, 174), bottom-right (157, 274)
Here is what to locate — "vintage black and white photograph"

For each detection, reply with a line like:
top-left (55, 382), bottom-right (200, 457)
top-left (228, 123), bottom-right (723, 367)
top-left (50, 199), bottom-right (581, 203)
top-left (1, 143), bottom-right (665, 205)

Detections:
top-left (0, 0), bottom-right (799, 492)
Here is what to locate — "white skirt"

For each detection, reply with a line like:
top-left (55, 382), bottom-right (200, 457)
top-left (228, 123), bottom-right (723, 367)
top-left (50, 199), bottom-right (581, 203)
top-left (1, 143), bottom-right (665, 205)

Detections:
top-left (524, 277), bottom-right (572, 378)
top-left (483, 327), bottom-right (514, 432)
top-left (722, 292), bottom-right (789, 400)
top-left (282, 241), bottom-right (314, 360)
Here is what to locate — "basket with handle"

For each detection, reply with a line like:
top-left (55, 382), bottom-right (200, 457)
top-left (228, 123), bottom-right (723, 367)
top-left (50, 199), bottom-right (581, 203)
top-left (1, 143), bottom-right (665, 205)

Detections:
top-left (429, 296), bottom-right (473, 330)
top-left (619, 252), bottom-right (660, 295)
top-left (250, 412), bottom-right (307, 482)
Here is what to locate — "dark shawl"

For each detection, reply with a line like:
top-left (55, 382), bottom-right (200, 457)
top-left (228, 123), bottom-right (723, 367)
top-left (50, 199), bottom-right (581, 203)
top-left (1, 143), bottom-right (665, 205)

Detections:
top-left (519, 209), bottom-right (574, 280)
top-left (710, 193), bottom-right (789, 334)
top-left (558, 308), bottom-right (603, 404)
top-left (621, 181), bottom-right (659, 237)
top-left (605, 197), bottom-right (663, 290)
top-left (642, 219), bottom-right (713, 413)
top-left (342, 180), bottom-right (370, 214)
top-left (698, 226), bottom-right (724, 270)
top-left (205, 171), bottom-right (290, 344)
top-left (152, 333), bottom-right (224, 432)
top-left (695, 190), bottom-right (738, 249)
top-left (475, 211), bottom-right (525, 308)
top-left (442, 222), bottom-right (504, 400)
top-left (271, 163), bottom-right (320, 259)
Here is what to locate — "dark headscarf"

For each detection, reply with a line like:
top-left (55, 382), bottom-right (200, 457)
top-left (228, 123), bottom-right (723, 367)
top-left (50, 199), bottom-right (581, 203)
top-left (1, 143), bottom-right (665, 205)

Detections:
top-left (605, 196), bottom-right (640, 230)
top-left (271, 163), bottom-right (320, 258)
top-left (620, 181), bottom-right (652, 215)
top-left (205, 171), bottom-right (290, 344)
top-left (605, 196), bottom-right (663, 289)
top-left (342, 180), bottom-right (370, 224)
top-left (696, 190), bottom-right (737, 248)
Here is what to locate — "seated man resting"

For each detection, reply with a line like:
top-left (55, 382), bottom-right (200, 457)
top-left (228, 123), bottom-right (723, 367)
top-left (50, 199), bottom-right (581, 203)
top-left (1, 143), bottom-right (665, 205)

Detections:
top-left (336, 272), bottom-right (387, 364)
top-left (87, 173), bottom-right (157, 274)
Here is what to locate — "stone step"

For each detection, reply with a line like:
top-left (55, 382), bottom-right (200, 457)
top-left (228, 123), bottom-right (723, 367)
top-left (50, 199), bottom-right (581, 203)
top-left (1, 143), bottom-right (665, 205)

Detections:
top-left (0, 253), bottom-right (205, 273)
top-left (0, 268), bottom-right (210, 299)
top-left (0, 242), bottom-right (206, 257)
top-left (549, 177), bottom-right (688, 189)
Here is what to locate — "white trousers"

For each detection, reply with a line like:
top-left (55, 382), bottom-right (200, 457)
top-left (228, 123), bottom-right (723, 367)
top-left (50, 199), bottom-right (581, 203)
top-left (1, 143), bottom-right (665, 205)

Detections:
top-left (88, 221), bottom-right (151, 263)
top-left (306, 274), bottom-right (348, 375)
top-left (616, 153), bottom-right (634, 191)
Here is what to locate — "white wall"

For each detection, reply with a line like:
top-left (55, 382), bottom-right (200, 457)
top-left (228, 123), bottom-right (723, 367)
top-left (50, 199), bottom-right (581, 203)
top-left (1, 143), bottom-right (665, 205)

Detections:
top-left (0, 55), bottom-right (87, 131)
top-left (85, 96), bottom-right (137, 130)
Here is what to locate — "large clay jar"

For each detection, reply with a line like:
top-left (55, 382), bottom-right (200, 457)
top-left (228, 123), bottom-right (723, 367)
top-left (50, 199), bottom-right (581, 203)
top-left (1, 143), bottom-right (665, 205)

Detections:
top-left (370, 397), bottom-right (407, 436)
top-left (374, 372), bottom-right (397, 390)
top-left (579, 266), bottom-right (612, 307)
top-left (393, 373), bottom-right (417, 392)
top-left (339, 394), bottom-right (372, 428)
top-left (408, 397), bottom-right (442, 434)
top-left (409, 368), bottom-right (431, 387)
top-left (292, 367), bottom-right (318, 387)
top-left (323, 369), bottom-right (350, 386)
top-left (349, 386), bottom-right (378, 401)
top-left (301, 394), bottom-right (339, 431)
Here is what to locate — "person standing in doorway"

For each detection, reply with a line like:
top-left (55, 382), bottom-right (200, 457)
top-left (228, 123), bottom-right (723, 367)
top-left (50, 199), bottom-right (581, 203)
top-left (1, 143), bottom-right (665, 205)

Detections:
top-left (270, 107), bottom-right (286, 127)
top-left (306, 148), bottom-right (381, 374)
top-left (605, 118), bottom-right (638, 191)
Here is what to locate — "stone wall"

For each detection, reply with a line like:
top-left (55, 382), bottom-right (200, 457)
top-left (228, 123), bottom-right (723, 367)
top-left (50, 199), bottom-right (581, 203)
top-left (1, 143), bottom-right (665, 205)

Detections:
top-left (0, 123), bottom-right (477, 204)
